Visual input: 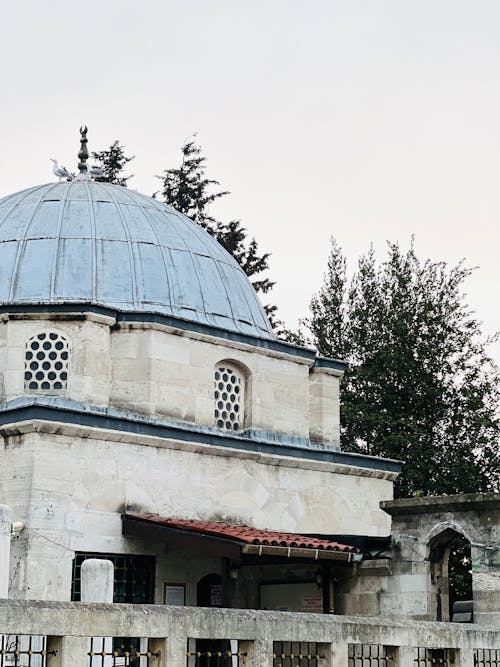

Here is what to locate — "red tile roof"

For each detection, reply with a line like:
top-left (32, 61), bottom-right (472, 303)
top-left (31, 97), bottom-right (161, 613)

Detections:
top-left (127, 514), bottom-right (359, 553)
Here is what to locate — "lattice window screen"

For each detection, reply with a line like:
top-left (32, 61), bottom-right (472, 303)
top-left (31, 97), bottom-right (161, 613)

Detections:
top-left (214, 364), bottom-right (244, 431)
top-left (24, 332), bottom-right (70, 393)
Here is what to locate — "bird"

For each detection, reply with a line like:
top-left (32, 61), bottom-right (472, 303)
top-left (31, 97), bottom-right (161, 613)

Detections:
top-left (50, 159), bottom-right (73, 182)
top-left (88, 165), bottom-right (105, 178)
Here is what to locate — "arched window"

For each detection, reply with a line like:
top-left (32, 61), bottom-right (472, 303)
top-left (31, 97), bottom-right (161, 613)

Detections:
top-left (214, 363), bottom-right (245, 431)
top-left (24, 331), bottom-right (70, 394)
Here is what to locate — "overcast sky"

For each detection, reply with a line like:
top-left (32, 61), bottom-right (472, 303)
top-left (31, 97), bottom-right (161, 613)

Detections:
top-left (1, 1), bottom-right (499, 358)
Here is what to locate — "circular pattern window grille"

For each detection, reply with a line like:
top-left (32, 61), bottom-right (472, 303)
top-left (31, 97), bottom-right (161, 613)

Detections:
top-left (214, 365), bottom-right (244, 431)
top-left (24, 332), bottom-right (70, 393)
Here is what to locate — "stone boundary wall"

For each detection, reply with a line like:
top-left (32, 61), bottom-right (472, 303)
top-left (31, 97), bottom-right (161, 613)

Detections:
top-left (0, 599), bottom-right (498, 666)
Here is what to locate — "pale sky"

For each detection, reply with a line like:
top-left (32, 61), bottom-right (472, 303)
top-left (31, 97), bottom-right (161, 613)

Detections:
top-left (1, 1), bottom-right (499, 359)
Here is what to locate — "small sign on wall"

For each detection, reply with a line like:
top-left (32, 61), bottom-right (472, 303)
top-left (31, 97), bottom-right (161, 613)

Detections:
top-left (164, 583), bottom-right (186, 606)
top-left (210, 584), bottom-right (223, 607)
top-left (301, 593), bottom-right (323, 613)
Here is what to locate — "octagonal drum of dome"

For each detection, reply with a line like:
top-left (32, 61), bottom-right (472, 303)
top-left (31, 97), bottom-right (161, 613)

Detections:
top-left (0, 180), bottom-right (274, 339)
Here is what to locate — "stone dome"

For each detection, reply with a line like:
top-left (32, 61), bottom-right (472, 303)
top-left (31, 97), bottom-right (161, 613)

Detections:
top-left (0, 180), bottom-right (274, 339)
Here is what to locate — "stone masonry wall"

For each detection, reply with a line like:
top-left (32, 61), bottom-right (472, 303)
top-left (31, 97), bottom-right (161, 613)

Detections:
top-left (0, 315), bottom-right (342, 447)
top-left (0, 427), bottom-right (394, 600)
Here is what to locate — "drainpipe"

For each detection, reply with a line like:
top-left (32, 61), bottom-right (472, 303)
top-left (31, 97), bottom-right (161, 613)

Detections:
top-left (0, 505), bottom-right (12, 598)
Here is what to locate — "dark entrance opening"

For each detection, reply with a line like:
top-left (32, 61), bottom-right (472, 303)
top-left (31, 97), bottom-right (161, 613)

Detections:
top-left (197, 573), bottom-right (223, 608)
top-left (428, 529), bottom-right (472, 622)
top-left (196, 574), bottom-right (233, 666)
top-left (447, 534), bottom-right (473, 620)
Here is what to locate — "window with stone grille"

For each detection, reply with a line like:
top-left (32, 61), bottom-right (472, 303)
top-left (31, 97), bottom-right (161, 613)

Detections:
top-left (214, 363), bottom-right (245, 431)
top-left (24, 332), bottom-right (70, 394)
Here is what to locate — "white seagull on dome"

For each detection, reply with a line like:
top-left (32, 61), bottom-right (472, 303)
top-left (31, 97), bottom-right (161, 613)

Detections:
top-left (50, 159), bottom-right (72, 182)
top-left (88, 165), bottom-right (105, 178)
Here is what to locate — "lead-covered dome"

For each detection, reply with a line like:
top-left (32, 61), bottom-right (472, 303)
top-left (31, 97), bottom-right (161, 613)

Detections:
top-left (0, 180), bottom-right (274, 339)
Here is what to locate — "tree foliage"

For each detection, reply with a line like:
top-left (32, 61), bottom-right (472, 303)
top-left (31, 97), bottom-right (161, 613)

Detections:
top-left (91, 140), bottom-right (134, 187)
top-left (307, 238), bottom-right (500, 498)
top-left (157, 139), bottom-right (277, 322)
top-left (448, 536), bottom-right (473, 613)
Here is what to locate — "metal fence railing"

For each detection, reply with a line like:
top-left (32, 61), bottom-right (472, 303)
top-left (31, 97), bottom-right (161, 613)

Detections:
top-left (414, 648), bottom-right (457, 666)
top-left (88, 637), bottom-right (159, 667)
top-left (474, 650), bottom-right (500, 667)
top-left (0, 599), bottom-right (499, 667)
top-left (273, 642), bottom-right (320, 667)
top-left (0, 636), bottom-right (52, 667)
top-left (186, 640), bottom-right (241, 667)
top-left (348, 644), bottom-right (396, 666)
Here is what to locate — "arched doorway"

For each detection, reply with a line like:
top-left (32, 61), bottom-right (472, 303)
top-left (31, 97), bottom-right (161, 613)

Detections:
top-left (195, 574), bottom-right (233, 665)
top-left (428, 528), bottom-right (472, 621)
top-left (197, 573), bottom-right (223, 608)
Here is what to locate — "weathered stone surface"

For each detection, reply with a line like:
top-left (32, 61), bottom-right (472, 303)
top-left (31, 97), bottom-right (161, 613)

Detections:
top-left (81, 559), bottom-right (114, 603)
top-left (381, 494), bottom-right (500, 625)
top-left (0, 599), bottom-right (497, 649)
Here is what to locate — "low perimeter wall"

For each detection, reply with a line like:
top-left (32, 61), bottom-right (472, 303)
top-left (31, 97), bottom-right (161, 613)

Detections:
top-left (0, 599), bottom-right (498, 666)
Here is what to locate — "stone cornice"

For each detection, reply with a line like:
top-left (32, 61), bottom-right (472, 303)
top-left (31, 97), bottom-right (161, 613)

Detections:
top-left (381, 493), bottom-right (500, 515)
top-left (0, 397), bottom-right (401, 480)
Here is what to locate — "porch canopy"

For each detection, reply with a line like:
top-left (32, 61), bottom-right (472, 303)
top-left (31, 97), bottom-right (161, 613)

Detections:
top-left (122, 513), bottom-right (362, 563)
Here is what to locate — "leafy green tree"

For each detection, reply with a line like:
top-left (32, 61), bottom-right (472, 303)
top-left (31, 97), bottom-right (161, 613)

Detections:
top-left (307, 238), bottom-right (500, 497)
top-left (91, 141), bottom-right (134, 187)
top-left (448, 536), bottom-right (473, 613)
top-left (157, 139), bottom-right (277, 322)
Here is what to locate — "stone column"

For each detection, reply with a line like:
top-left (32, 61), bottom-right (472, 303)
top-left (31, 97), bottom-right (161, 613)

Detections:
top-left (146, 638), bottom-right (167, 667)
top-left (81, 559), bottom-right (114, 667)
top-left (314, 643), bottom-right (342, 667)
top-left (247, 640), bottom-right (273, 667)
top-left (455, 648), bottom-right (475, 667)
top-left (166, 634), bottom-right (187, 666)
top-left (395, 647), bottom-right (417, 666)
top-left (47, 636), bottom-right (90, 667)
top-left (472, 544), bottom-right (500, 627)
top-left (0, 505), bottom-right (12, 598)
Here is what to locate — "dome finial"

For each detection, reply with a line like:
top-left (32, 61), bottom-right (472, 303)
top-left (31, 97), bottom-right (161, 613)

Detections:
top-left (78, 125), bottom-right (89, 175)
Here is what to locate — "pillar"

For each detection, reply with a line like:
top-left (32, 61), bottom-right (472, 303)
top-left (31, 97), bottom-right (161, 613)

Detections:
top-left (472, 544), bottom-right (500, 627)
top-left (455, 648), bottom-right (475, 667)
top-left (166, 634), bottom-right (187, 666)
top-left (47, 636), bottom-right (89, 667)
top-left (395, 647), bottom-right (416, 666)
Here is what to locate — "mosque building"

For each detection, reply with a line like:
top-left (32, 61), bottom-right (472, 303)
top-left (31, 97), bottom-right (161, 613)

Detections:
top-left (0, 130), bottom-right (497, 631)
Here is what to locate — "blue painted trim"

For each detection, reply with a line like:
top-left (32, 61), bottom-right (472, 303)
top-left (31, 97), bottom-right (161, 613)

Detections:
top-left (0, 303), bottom-right (330, 363)
top-left (0, 397), bottom-right (401, 474)
top-left (314, 357), bottom-right (347, 372)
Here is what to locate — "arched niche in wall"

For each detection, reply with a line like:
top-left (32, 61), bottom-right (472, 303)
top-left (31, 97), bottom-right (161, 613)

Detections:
top-left (213, 359), bottom-right (251, 432)
top-left (24, 330), bottom-right (71, 394)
